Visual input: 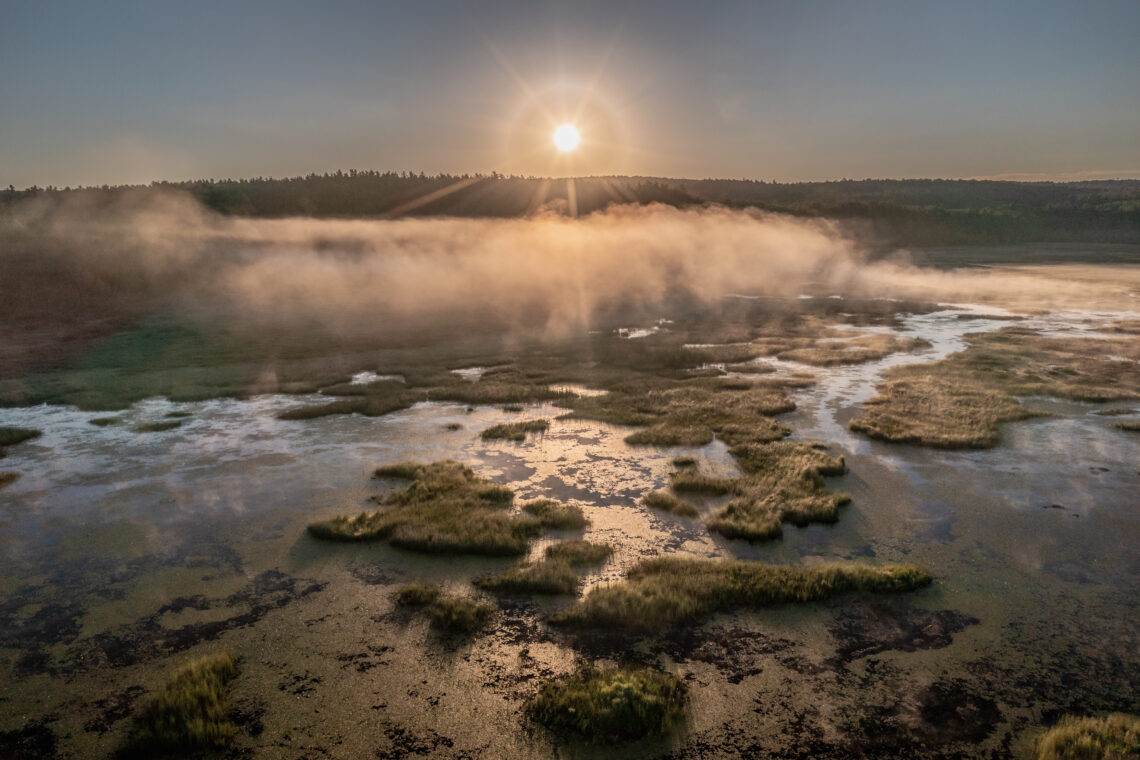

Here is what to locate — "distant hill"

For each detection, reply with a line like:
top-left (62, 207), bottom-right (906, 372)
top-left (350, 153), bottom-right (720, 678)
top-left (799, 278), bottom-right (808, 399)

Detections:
top-left (3, 172), bottom-right (1139, 247)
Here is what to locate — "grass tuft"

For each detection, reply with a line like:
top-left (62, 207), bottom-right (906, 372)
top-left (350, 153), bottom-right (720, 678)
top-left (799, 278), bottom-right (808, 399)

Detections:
top-left (0, 426), bottom-right (41, 457)
top-left (128, 653), bottom-right (239, 753)
top-left (134, 420), bottom-right (183, 433)
top-left (478, 540), bottom-right (613, 595)
top-left (1035, 713), bottom-right (1140, 760)
top-left (553, 556), bottom-right (932, 630)
top-left (426, 594), bottom-right (495, 634)
top-left (394, 583), bottom-right (441, 607)
top-left (521, 499), bottom-right (588, 530)
top-left (0, 472), bottom-right (19, 488)
top-left (527, 665), bottom-right (687, 743)
top-left (308, 460), bottom-right (544, 555)
top-left (481, 419), bottom-right (550, 441)
top-left (642, 490), bottom-right (699, 518)
top-left (89, 416), bottom-right (122, 427)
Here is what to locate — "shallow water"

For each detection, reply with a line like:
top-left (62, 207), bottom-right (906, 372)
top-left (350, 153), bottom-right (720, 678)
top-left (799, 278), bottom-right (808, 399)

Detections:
top-left (1, 303), bottom-right (1138, 758)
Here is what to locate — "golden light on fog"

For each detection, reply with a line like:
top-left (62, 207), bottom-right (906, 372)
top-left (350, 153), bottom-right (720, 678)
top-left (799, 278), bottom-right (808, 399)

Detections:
top-left (553, 124), bottom-right (581, 152)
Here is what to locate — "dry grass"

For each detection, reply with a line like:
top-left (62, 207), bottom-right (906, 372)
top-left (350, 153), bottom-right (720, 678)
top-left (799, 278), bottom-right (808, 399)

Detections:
top-left (1035, 713), bottom-right (1140, 760)
top-left (0, 472), bottom-right (19, 488)
top-left (642, 490), bottom-right (699, 518)
top-left (126, 653), bottom-right (239, 754)
top-left (481, 419), bottom-right (550, 441)
top-left (426, 594), bottom-right (495, 634)
top-left (552, 556), bottom-right (932, 629)
top-left (393, 583), bottom-right (441, 607)
top-left (477, 540), bottom-right (613, 595)
top-left (851, 328), bottom-right (1140, 448)
top-left (0, 426), bottom-right (41, 457)
top-left (777, 334), bottom-right (931, 366)
top-left (307, 460), bottom-right (543, 555)
top-left (521, 499), bottom-right (588, 530)
top-left (527, 665), bottom-right (687, 743)
top-left (1115, 421), bottom-right (1140, 432)
top-left (134, 420), bottom-right (184, 433)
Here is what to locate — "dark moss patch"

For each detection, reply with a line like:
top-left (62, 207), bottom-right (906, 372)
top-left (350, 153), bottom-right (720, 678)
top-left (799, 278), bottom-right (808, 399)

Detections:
top-left (829, 600), bottom-right (979, 663)
top-left (124, 653), bottom-right (238, 755)
top-left (553, 557), bottom-right (932, 630)
top-left (480, 419), bottom-right (550, 441)
top-left (527, 665), bottom-right (687, 744)
top-left (1035, 713), bottom-right (1140, 760)
top-left (375, 724), bottom-right (458, 760)
top-left (89, 416), bottom-right (122, 427)
top-left (0, 471), bottom-right (19, 489)
top-left (0, 721), bottom-right (57, 760)
top-left (84, 685), bottom-right (146, 735)
top-left (308, 460), bottom-right (543, 555)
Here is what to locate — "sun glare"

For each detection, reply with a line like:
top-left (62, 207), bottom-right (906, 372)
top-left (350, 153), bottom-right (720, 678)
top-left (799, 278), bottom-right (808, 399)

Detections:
top-left (553, 123), bottom-right (581, 152)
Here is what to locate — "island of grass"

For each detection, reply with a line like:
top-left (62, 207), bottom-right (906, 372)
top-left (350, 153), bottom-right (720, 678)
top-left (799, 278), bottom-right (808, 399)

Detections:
top-left (394, 583), bottom-right (442, 607)
top-left (481, 418), bottom-right (550, 441)
top-left (776, 333), bottom-right (931, 366)
top-left (1115, 420), bottom-right (1140, 433)
top-left (552, 556), bottom-right (931, 630)
top-left (520, 498), bottom-right (587, 530)
top-left (643, 490), bottom-right (699, 518)
top-left (124, 652), bottom-right (238, 756)
top-left (477, 540), bottom-right (613, 595)
top-left (427, 594), bottom-right (495, 634)
top-left (1035, 713), bottom-right (1140, 760)
top-left (307, 460), bottom-right (579, 555)
top-left (851, 328), bottom-right (1140, 448)
top-left (0, 472), bottom-right (19, 489)
top-left (134, 420), bottom-right (184, 433)
top-left (527, 665), bottom-right (687, 744)
top-left (89, 416), bottom-right (122, 427)
top-left (0, 426), bottom-right (41, 457)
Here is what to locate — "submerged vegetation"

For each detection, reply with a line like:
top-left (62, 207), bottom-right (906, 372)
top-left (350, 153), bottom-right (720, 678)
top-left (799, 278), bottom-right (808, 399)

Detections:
top-left (308, 460), bottom-right (546, 555)
top-left (1034, 713), bottom-right (1140, 760)
top-left (852, 328), bottom-right (1140, 448)
top-left (126, 653), bottom-right (239, 755)
top-left (0, 426), bottom-right (41, 457)
top-left (527, 665), bottom-right (687, 744)
top-left (481, 418), bottom-right (550, 440)
top-left (553, 556), bottom-right (932, 629)
top-left (477, 540), bottom-right (613, 595)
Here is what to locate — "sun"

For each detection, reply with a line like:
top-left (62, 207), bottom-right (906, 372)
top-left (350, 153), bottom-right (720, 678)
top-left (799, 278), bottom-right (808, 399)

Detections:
top-left (552, 123), bottom-right (581, 152)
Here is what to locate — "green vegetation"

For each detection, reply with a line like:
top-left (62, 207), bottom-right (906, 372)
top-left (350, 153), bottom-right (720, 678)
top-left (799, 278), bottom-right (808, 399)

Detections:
top-left (478, 540), bottom-right (613, 595)
top-left (480, 419), bottom-right (550, 441)
top-left (308, 460), bottom-right (543, 555)
top-left (706, 442), bottom-right (849, 541)
top-left (89, 416), bottom-right (121, 427)
top-left (642, 490), bottom-right (699, 518)
top-left (553, 556), bottom-right (931, 630)
top-left (134, 420), bottom-right (184, 433)
top-left (394, 583), bottom-right (441, 607)
top-left (851, 328), bottom-right (1140, 448)
top-left (777, 334), bottom-right (931, 366)
top-left (127, 653), bottom-right (239, 754)
top-left (1035, 713), bottom-right (1140, 760)
top-left (0, 472), bottom-right (19, 488)
top-left (527, 665), bottom-right (687, 743)
top-left (426, 594), bottom-right (495, 634)
top-left (521, 499), bottom-right (588, 530)
top-left (0, 426), bottom-right (41, 457)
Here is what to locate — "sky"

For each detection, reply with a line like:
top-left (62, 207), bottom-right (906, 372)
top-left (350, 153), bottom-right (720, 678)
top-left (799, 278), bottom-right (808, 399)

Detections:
top-left (1, 0), bottom-right (1138, 188)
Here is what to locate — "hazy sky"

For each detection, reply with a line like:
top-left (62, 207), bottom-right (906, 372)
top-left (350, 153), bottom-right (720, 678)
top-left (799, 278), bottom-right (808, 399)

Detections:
top-left (2, 0), bottom-right (1138, 187)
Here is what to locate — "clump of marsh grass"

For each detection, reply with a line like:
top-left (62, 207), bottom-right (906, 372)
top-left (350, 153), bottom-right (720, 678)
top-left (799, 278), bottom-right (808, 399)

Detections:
top-left (642, 490), bottom-right (698, 518)
top-left (481, 419), bottom-right (550, 441)
top-left (1115, 421), bottom-right (1140, 432)
top-left (126, 653), bottom-right (239, 754)
top-left (478, 540), bottom-right (613, 595)
top-left (552, 556), bottom-right (931, 630)
top-left (308, 460), bottom-right (543, 555)
top-left (526, 665), bottom-right (687, 743)
top-left (671, 456), bottom-right (697, 468)
top-left (0, 472), bottom-right (19, 489)
top-left (521, 499), bottom-right (588, 530)
top-left (134, 420), bottom-right (184, 433)
top-left (777, 334), bottom-right (930, 366)
top-left (89, 416), bottom-right (122, 427)
top-left (851, 328), bottom-right (1140, 448)
top-left (1034, 713), bottom-right (1140, 760)
top-left (426, 594), bottom-right (495, 634)
top-left (394, 583), bottom-right (441, 607)
top-left (164, 410), bottom-right (193, 419)
top-left (0, 426), bottom-right (41, 457)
